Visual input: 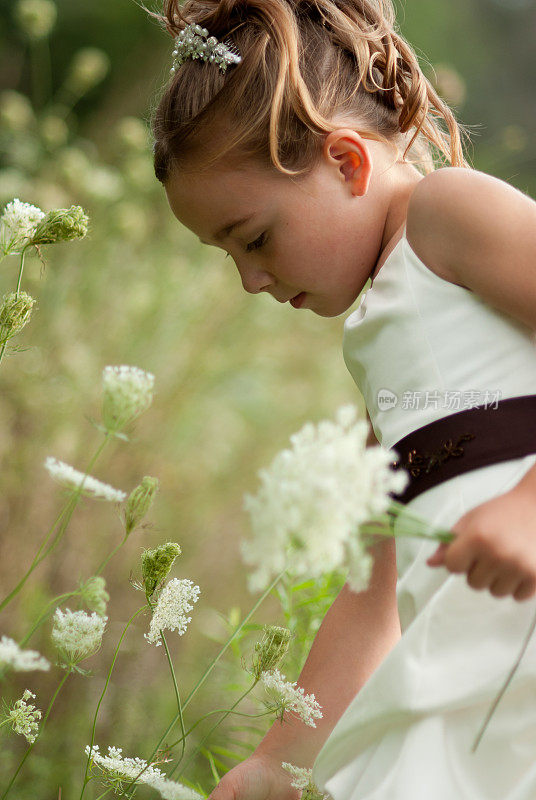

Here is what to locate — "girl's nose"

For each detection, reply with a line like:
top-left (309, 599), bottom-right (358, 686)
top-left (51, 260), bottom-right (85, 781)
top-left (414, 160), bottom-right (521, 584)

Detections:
top-left (236, 262), bottom-right (274, 294)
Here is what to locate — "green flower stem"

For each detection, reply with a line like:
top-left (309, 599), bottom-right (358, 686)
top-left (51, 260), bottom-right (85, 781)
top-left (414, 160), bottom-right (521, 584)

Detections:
top-left (94, 533), bottom-right (129, 577)
top-left (117, 570), bottom-right (287, 798)
top-left (1, 666), bottom-right (73, 799)
top-left (167, 707), bottom-right (276, 749)
top-left (471, 605), bottom-right (536, 753)
top-left (159, 628), bottom-right (187, 764)
top-left (79, 604), bottom-right (149, 800)
top-left (172, 680), bottom-right (259, 781)
top-left (0, 432), bottom-right (113, 615)
top-left (15, 249), bottom-right (26, 296)
top-left (0, 719), bottom-right (11, 729)
top-left (146, 594), bottom-right (187, 766)
top-left (0, 495), bottom-right (77, 615)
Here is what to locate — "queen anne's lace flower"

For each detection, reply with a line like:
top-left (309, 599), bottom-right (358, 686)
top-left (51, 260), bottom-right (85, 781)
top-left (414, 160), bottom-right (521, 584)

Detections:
top-left (85, 744), bottom-right (203, 799)
top-left (0, 636), bottom-right (50, 672)
top-left (0, 198), bottom-right (45, 253)
top-left (241, 404), bottom-right (409, 593)
top-left (44, 457), bottom-right (127, 502)
top-left (51, 608), bottom-right (107, 665)
top-left (261, 669), bottom-right (323, 728)
top-left (5, 689), bottom-right (42, 744)
top-left (102, 365), bottom-right (155, 432)
top-left (144, 578), bottom-right (200, 646)
top-left (281, 762), bottom-right (330, 799)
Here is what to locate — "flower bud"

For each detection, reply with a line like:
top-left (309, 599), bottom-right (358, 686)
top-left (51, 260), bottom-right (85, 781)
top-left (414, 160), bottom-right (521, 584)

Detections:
top-left (124, 476), bottom-right (159, 535)
top-left (65, 48), bottom-right (110, 95)
top-left (79, 576), bottom-right (110, 617)
top-left (30, 205), bottom-right (89, 245)
top-left (0, 291), bottom-right (36, 344)
top-left (141, 542), bottom-right (182, 599)
top-left (15, 0), bottom-right (57, 40)
top-left (248, 625), bottom-right (292, 681)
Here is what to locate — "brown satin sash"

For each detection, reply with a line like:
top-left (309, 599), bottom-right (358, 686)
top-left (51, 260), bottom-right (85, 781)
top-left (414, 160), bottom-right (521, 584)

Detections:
top-left (388, 394), bottom-right (536, 505)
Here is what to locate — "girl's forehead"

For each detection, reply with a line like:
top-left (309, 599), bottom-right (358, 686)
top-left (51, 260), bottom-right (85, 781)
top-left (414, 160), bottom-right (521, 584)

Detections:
top-left (165, 162), bottom-right (297, 228)
top-left (164, 166), bottom-right (280, 240)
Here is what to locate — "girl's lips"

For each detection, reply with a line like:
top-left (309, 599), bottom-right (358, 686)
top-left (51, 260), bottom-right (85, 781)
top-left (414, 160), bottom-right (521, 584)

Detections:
top-left (290, 292), bottom-right (306, 309)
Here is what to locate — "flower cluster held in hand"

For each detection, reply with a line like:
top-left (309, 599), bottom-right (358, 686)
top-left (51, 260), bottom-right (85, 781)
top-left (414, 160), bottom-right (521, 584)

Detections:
top-left (241, 404), bottom-right (408, 593)
top-left (281, 762), bottom-right (330, 800)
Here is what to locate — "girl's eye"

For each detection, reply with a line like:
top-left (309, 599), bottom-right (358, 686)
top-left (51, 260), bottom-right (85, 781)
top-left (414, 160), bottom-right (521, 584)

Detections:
top-left (245, 232), bottom-right (267, 253)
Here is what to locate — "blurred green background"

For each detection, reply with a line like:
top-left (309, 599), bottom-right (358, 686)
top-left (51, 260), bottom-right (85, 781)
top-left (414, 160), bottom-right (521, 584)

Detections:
top-left (0, 0), bottom-right (534, 796)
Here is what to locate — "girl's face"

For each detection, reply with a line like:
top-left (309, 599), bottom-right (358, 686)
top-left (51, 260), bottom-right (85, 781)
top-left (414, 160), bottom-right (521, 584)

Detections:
top-left (164, 128), bottom-right (419, 317)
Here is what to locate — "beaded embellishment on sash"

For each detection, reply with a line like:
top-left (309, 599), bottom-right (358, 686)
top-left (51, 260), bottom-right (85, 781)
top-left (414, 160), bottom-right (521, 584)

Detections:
top-left (391, 433), bottom-right (476, 479)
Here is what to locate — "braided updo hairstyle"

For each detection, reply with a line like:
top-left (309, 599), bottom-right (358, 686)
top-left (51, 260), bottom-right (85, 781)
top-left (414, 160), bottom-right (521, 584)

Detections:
top-left (151, 0), bottom-right (473, 183)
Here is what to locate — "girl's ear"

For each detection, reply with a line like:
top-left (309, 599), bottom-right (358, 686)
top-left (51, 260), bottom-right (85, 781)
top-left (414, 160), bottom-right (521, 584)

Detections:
top-left (323, 128), bottom-right (373, 197)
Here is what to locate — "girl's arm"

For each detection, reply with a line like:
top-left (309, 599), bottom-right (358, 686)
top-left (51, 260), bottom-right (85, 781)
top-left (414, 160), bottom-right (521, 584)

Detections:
top-left (254, 541), bottom-right (400, 769)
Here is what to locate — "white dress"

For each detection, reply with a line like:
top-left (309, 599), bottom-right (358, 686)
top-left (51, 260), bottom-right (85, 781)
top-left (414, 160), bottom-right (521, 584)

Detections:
top-left (312, 224), bottom-right (536, 800)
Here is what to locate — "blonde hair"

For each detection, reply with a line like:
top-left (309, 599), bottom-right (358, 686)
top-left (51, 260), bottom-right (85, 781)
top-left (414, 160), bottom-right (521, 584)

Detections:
top-left (151, 0), bottom-right (474, 182)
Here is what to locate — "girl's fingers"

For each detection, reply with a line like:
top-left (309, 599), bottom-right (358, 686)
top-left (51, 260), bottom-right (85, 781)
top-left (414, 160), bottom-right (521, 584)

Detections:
top-left (489, 571), bottom-right (523, 598)
top-left (466, 559), bottom-right (499, 590)
top-left (513, 578), bottom-right (536, 602)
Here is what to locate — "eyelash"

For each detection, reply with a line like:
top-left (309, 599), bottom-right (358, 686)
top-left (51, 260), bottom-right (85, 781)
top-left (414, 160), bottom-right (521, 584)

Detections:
top-left (246, 232), bottom-right (267, 252)
top-left (224, 232), bottom-right (267, 259)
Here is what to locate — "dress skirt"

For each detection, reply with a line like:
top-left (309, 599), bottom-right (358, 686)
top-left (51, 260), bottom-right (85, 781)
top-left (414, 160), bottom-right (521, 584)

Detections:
top-left (312, 453), bottom-right (536, 800)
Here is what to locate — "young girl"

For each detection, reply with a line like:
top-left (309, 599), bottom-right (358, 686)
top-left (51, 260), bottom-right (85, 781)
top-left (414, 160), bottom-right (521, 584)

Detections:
top-left (150, 1), bottom-right (536, 798)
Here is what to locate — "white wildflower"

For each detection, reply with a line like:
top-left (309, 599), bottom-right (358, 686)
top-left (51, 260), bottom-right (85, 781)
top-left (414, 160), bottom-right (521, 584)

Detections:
top-left (102, 365), bottom-right (154, 432)
top-left (261, 669), bottom-right (323, 728)
top-left (51, 608), bottom-right (107, 665)
top-left (85, 744), bottom-right (203, 799)
top-left (44, 457), bottom-right (127, 502)
top-left (241, 404), bottom-right (409, 593)
top-left (281, 762), bottom-right (330, 799)
top-left (5, 689), bottom-right (42, 744)
top-left (144, 578), bottom-right (200, 647)
top-left (0, 635), bottom-right (50, 672)
top-left (0, 197), bottom-right (45, 254)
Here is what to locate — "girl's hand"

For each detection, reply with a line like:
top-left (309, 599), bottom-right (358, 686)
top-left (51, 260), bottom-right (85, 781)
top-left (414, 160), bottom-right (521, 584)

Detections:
top-left (207, 752), bottom-right (301, 800)
top-left (426, 486), bottom-right (536, 602)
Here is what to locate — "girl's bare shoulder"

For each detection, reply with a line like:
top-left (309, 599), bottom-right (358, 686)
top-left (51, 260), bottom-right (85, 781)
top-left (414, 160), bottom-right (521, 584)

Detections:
top-left (406, 167), bottom-right (536, 328)
top-left (405, 167), bottom-right (477, 290)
